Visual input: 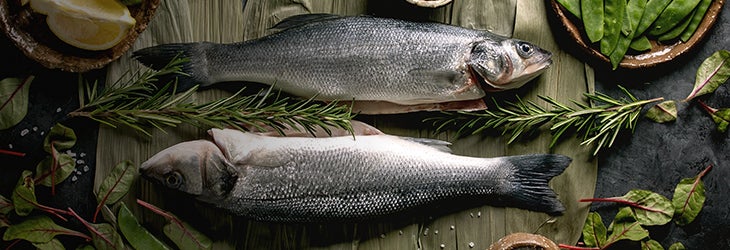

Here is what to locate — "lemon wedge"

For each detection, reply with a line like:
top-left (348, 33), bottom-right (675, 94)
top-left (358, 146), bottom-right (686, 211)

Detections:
top-left (30, 0), bottom-right (136, 51)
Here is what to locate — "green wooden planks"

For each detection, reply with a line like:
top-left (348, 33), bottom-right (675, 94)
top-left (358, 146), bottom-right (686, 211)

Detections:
top-left (97, 0), bottom-right (597, 249)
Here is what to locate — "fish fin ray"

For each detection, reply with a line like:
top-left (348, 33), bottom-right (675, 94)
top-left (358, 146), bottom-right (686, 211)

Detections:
top-left (501, 154), bottom-right (571, 215)
top-left (271, 13), bottom-right (343, 31)
top-left (396, 137), bottom-right (452, 153)
top-left (133, 43), bottom-right (212, 92)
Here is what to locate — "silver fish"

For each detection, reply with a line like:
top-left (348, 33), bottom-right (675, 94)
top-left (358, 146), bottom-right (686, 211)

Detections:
top-left (133, 14), bottom-right (552, 114)
top-left (139, 128), bottom-right (571, 222)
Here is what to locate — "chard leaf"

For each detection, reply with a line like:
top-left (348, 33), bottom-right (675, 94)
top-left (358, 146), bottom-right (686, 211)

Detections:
top-left (582, 212), bottom-right (607, 247)
top-left (43, 123), bottom-right (77, 153)
top-left (0, 76), bottom-right (33, 130)
top-left (33, 238), bottom-right (64, 250)
top-left (669, 242), bottom-right (686, 250)
top-left (94, 161), bottom-right (136, 221)
top-left (0, 194), bottom-right (13, 215)
top-left (11, 170), bottom-right (36, 216)
top-left (118, 203), bottom-right (170, 250)
top-left (685, 50), bottom-right (730, 101)
top-left (622, 189), bottom-right (674, 225)
top-left (607, 207), bottom-right (650, 244)
top-left (698, 101), bottom-right (730, 133)
top-left (76, 245), bottom-right (95, 250)
top-left (645, 101), bottom-right (677, 123)
top-left (1, 214), bottom-right (10, 228)
top-left (641, 239), bottom-right (664, 250)
top-left (673, 165), bottom-right (711, 226)
top-left (34, 153), bottom-right (76, 187)
top-left (2, 216), bottom-right (85, 243)
top-left (163, 219), bottom-right (212, 250)
top-left (89, 223), bottom-right (125, 250)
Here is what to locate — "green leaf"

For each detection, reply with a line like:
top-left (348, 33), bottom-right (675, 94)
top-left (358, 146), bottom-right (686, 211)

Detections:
top-left (0, 194), bottom-right (13, 215)
top-left (685, 50), bottom-right (730, 101)
top-left (75, 245), bottom-right (96, 250)
top-left (622, 189), bottom-right (674, 225)
top-left (0, 214), bottom-right (10, 228)
top-left (645, 101), bottom-right (677, 123)
top-left (163, 219), bottom-right (212, 250)
top-left (96, 161), bottom-right (136, 207)
top-left (11, 170), bottom-right (36, 216)
top-left (90, 223), bottom-right (125, 250)
top-left (582, 212), bottom-right (607, 247)
top-left (33, 238), bottom-right (65, 250)
top-left (118, 203), bottom-right (171, 250)
top-left (3, 216), bottom-right (85, 243)
top-left (43, 123), bottom-right (77, 153)
top-left (673, 165), bottom-right (711, 226)
top-left (0, 76), bottom-right (33, 130)
top-left (668, 242), bottom-right (686, 250)
top-left (641, 239), bottom-right (665, 250)
top-left (698, 101), bottom-right (730, 133)
top-left (34, 153), bottom-right (76, 187)
top-left (607, 207), bottom-right (650, 244)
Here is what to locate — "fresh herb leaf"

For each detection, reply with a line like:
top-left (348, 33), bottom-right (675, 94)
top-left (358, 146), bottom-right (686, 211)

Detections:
top-left (685, 50), bottom-right (730, 101)
top-left (582, 212), bottom-right (607, 248)
top-left (668, 242), bottom-right (686, 250)
top-left (43, 123), bottom-right (77, 154)
top-left (32, 238), bottom-right (64, 250)
top-left (0, 194), bottom-right (13, 215)
top-left (11, 170), bottom-right (36, 216)
top-left (607, 207), bottom-right (650, 243)
top-left (34, 153), bottom-right (76, 187)
top-left (672, 165), bottom-right (711, 226)
top-left (163, 220), bottom-right (212, 250)
top-left (117, 203), bottom-right (171, 250)
top-left (645, 100), bottom-right (677, 123)
top-left (2, 216), bottom-right (88, 243)
top-left (93, 161), bottom-right (136, 222)
top-left (697, 100), bottom-right (730, 133)
top-left (0, 76), bottom-right (33, 130)
top-left (622, 190), bottom-right (674, 225)
top-left (69, 208), bottom-right (124, 250)
top-left (641, 239), bottom-right (664, 250)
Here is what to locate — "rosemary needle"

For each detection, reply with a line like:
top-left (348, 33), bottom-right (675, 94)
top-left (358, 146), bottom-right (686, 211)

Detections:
top-left (427, 86), bottom-right (663, 155)
top-left (68, 57), bottom-right (354, 136)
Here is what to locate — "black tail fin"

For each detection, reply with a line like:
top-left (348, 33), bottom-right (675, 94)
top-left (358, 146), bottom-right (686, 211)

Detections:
top-left (502, 154), bottom-right (571, 215)
top-left (132, 43), bottom-right (211, 92)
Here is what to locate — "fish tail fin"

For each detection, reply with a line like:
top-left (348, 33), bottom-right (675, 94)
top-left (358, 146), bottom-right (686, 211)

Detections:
top-left (502, 154), bottom-right (571, 215)
top-left (132, 42), bottom-right (212, 92)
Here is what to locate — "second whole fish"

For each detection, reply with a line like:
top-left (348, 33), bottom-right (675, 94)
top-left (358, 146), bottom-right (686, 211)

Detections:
top-left (133, 14), bottom-right (553, 114)
top-left (139, 129), bottom-right (571, 222)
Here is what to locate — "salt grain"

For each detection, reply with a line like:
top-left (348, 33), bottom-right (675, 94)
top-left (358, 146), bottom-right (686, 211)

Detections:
top-left (20, 129), bottom-right (29, 136)
top-left (477, 211), bottom-right (481, 217)
top-left (8, 144), bottom-right (12, 149)
top-left (80, 152), bottom-right (86, 158)
top-left (77, 159), bottom-right (85, 164)
top-left (56, 107), bottom-right (62, 113)
top-left (83, 165), bottom-right (90, 172)
top-left (439, 244), bottom-right (445, 249)
top-left (450, 225), bottom-right (455, 230)
top-left (71, 176), bottom-right (78, 182)
top-left (434, 230), bottom-right (438, 235)
top-left (380, 234), bottom-right (386, 239)
top-left (32, 126), bottom-right (38, 131)
top-left (468, 242), bottom-right (475, 248)
top-left (423, 228), bottom-right (429, 236)
top-left (398, 230), bottom-right (403, 235)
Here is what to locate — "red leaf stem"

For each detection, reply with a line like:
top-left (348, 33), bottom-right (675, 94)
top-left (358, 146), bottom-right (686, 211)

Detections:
top-left (697, 100), bottom-right (718, 114)
top-left (68, 208), bottom-right (113, 248)
top-left (579, 198), bottom-right (671, 216)
top-left (50, 144), bottom-right (57, 196)
top-left (687, 56), bottom-right (729, 100)
top-left (93, 164), bottom-right (131, 223)
top-left (15, 191), bottom-right (70, 222)
top-left (0, 149), bottom-right (25, 157)
top-left (558, 243), bottom-right (600, 250)
top-left (679, 164), bottom-right (713, 215)
top-left (4, 239), bottom-right (22, 250)
top-left (0, 76), bottom-right (32, 111)
top-left (137, 199), bottom-right (206, 248)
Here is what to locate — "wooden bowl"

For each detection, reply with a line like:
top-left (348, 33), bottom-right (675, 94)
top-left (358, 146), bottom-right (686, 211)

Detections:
top-left (547, 0), bottom-right (725, 69)
top-left (0, 0), bottom-right (160, 72)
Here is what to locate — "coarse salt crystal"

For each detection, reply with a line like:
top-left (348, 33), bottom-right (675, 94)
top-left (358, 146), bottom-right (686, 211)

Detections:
top-left (56, 107), bottom-right (62, 113)
top-left (20, 129), bottom-right (29, 136)
top-left (468, 242), bottom-right (475, 248)
top-left (83, 165), bottom-right (90, 172)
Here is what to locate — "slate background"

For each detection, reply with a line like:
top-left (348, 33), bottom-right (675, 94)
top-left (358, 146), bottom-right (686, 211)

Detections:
top-left (1, 2), bottom-right (729, 249)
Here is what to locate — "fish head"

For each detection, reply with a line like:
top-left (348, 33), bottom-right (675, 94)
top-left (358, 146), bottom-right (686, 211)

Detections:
top-left (139, 140), bottom-right (238, 203)
top-left (469, 39), bottom-right (552, 91)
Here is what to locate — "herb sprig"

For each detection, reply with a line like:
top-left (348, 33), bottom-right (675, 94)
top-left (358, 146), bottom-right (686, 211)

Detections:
top-left (427, 86), bottom-right (663, 155)
top-left (67, 57), bottom-right (355, 136)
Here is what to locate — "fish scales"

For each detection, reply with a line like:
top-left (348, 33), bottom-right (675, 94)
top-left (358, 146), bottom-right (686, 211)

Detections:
top-left (199, 17), bottom-right (482, 103)
top-left (140, 128), bottom-right (571, 222)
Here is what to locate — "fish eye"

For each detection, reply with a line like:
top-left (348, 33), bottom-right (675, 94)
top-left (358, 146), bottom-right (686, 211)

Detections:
top-left (516, 42), bottom-right (534, 58)
top-left (165, 172), bottom-right (183, 188)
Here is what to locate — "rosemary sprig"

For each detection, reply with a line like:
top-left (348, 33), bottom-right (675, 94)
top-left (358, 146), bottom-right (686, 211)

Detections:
top-left (68, 57), bottom-right (354, 136)
top-left (427, 86), bottom-right (663, 155)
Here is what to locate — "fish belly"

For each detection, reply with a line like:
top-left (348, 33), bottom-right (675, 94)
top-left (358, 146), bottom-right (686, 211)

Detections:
top-left (203, 16), bottom-right (488, 105)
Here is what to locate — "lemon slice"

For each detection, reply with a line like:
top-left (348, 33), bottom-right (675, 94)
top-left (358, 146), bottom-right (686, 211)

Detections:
top-left (30, 0), bottom-right (136, 51)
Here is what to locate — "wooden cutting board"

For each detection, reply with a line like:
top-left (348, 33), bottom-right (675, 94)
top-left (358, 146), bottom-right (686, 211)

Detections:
top-left (96, 0), bottom-right (597, 249)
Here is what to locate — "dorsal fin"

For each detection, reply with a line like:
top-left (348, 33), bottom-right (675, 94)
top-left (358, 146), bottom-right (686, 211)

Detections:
top-left (397, 137), bottom-right (453, 153)
top-left (271, 13), bottom-right (343, 31)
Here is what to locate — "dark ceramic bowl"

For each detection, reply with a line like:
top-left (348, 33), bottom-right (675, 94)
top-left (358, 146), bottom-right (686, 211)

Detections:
top-left (0, 0), bottom-right (160, 72)
top-left (547, 0), bottom-right (725, 69)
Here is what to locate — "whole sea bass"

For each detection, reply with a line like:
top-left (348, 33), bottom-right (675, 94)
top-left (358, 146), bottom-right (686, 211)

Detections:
top-left (140, 129), bottom-right (571, 222)
top-left (133, 14), bottom-right (553, 114)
